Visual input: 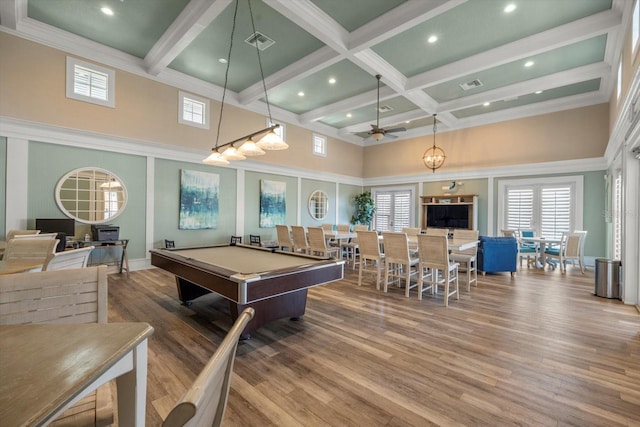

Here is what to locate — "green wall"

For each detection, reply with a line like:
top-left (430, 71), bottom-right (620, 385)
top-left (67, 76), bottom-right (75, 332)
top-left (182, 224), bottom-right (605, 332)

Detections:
top-left (154, 159), bottom-right (238, 248)
top-left (0, 137), bottom-right (6, 239)
top-left (301, 179), bottom-right (336, 227)
top-left (339, 183), bottom-right (363, 226)
top-left (27, 141), bottom-right (147, 259)
top-left (245, 171), bottom-right (299, 243)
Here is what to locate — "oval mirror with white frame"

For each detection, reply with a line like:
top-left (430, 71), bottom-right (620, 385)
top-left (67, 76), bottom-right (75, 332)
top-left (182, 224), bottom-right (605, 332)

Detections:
top-left (55, 167), bottom-right (128, 224)
top-left (308, 190), bottom-right (329, 221)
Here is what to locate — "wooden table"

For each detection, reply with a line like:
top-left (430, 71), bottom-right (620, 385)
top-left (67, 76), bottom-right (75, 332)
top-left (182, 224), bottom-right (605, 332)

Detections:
top-left (0, 322), bottom-right (153, 427)
top-left (0, 259), bottom-right (43, 274)
top-left (378, 235), bottom-right (478, 252)
top-left (522, 236), bottom-right (562, 268)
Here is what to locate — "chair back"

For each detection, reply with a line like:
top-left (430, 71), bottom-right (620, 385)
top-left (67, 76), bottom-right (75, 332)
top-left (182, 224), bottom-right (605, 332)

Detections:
top-left (425, 228), bottom-right (449, 237)
top-left (13, 232), bottom-right (58, 240)
top-left (417, 235), bottom-right (450, 269)
top-left (42, 246), bottom-right (94, 271)
top-left (230, 236), bottom-right (242, 245)
top-left (353, 224), bottom-right (369, 232)
top-left (6, 229), bottom-right (41, 240)
top-left (321, 223), bottom-right (334, 231)
top-left (162, 308), bottom-right (255, 427)
top-left (0, 266), bottom-right (108, 325)
top-left (382, 232), bottom-right (411, 264)
top-left (165, 239), bottom-right (176, 249)
top-left (4, 238), bottom-right (59, 261)
top-left (564, 233), bottom-right (582, 257)
top-left (401, 227), bottom-right (421, 236)
top-left (308, 226), bottom-right (333, 256)
top-left (452, 229), bottom-right (479, 255)
top-left (501, 229), bottom-right (518, 238)
top-left (356, 231), bottom-right (381, 258)
top-left (249, 235), bottom-right (261, 246)
top-left (290, 226), bottom-right (308, 252)
top-left (276, 225), bottom-right (293, 250)
top-left (337, 224), bottom-right (351, 232)
top-left (573, 230), bottom-right (588, 256)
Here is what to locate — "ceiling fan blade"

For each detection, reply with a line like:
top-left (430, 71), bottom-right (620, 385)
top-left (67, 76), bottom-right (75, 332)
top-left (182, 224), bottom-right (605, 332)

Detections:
top-left (383, 133), bottom-right (398, 140)
top-left (384, 127), bottom-right (406, 133)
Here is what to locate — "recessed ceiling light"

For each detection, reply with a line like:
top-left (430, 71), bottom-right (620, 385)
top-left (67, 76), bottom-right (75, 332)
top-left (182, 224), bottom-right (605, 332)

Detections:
top-left (535, 90), bottom-right (543, 94)
top-left (218, 58), bottom-right (227, 64)
top-left (504, 4), bottom-right (516, 13)
top-left (298, 91), bottom-right (304, 97)
top-left (405, 120), bottom-right (411, 124)
top-left (346, 113), bottom-right (352, 118)
top-left (427, 35), bottom-right (438, 44)
top-left (101, 7), bottom-right (114, 16)
top-left (328, 78), bottom-right (336, 84)
top-left (483, 102), bottom-right (491, 107)
top-left (524, 60), bottom-right (534, 67)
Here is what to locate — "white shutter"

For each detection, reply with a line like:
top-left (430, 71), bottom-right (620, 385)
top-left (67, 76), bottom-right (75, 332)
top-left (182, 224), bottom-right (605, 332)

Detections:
top-left (183, 97), bottom-right (205, 125)
top-left (613, 174), bottom-right (622, 259)
top-left (374, 190), bottom-right (412, 232)
top-left (392, 192), bottom-right (411, 231)
top-left (74, 65), bottom-right (108, 101)
top-left (375, 193), bottom-right (391, 231)
top-left (506, 188), bottom-right (533, 230)
top-left (540, 186), bottom-right (572, 240)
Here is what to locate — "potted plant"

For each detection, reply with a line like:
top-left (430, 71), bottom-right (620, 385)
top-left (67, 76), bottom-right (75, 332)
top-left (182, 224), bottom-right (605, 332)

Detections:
top-left (351, 191), bottom-right (375, 226)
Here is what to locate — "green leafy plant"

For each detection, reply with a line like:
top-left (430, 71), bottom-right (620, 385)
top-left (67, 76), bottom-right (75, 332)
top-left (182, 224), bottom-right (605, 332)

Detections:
top-left (351, 191), bottom-right (375, 225)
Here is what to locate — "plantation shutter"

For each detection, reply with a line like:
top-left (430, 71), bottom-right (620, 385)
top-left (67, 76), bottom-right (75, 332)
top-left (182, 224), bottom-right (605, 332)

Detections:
top-left (374, 190), bottom-right (411, 232)
top-left (506, 188), bottom-right (534, 230)
top-left (540, 186), bottom-right (571, 240)
top-left (74, 65), bottom-right (108, 101)
top-left (183, 97), bottom-right (205, 125)
top-left (613, 174), bottom-right (622, 259)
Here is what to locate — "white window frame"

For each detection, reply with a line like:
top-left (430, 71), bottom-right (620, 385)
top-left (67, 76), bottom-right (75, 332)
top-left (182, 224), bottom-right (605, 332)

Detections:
top-left (371, 186), bottom-right (415, 232)
top-left (266, 118), bottom-right (285, 141)
top-left (312, 133), bottom-right (327, 157)
top-left (612, 170), bottom-right (623, 260)
top-left (66, 57), bottom-right (115, 108)
top-left (178, 91), bottom-right (210, 129)
top-left (497, 175), bottom-right (583, 239)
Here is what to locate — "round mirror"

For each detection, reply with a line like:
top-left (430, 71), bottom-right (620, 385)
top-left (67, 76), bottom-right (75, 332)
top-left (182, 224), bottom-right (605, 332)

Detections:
top-left (55, 167), bottom-right (128, 224)
top-left (308, 190), bottom-right (329, 221)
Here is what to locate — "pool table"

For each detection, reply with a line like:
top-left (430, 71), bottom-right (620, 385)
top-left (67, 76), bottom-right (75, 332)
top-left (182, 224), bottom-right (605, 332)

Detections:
top-left (150, 244), bottom-right (344, 336)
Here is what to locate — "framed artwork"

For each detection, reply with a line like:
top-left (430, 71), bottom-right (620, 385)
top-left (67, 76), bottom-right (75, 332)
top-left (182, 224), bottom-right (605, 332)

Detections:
top-left (260, 179), bottom-right (286, 227)
top-left (179, 169), bottom-right (219, 229)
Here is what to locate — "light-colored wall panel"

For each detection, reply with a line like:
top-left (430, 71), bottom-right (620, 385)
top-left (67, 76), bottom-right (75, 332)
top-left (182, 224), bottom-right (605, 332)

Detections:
top-left (364, 104), bottom-right (609, 178)
top-left (338, 183), bottom-right (363, 226)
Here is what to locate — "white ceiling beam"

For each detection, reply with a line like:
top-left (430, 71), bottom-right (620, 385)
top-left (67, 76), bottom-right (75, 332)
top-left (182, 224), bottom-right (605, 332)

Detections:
top-left (438, 62), bottom-right (611, 111)
top-left (300, 86), bottom-right (396, 124)
top-left (349, 0), bottom-right (465, 51)
top-left (340, 109), bottom-right (430, 134)
top-left (144, 0), bottom-right (231, 76)
top-left (407, 9), bottom-right (622, 91)
top-left (0, 0), bottom-right (25, 30)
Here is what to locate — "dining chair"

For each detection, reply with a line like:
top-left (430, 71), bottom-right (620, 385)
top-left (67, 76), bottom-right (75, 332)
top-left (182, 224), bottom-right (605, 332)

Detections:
top-left (13, 232), bottom-right (59, 240)
top-left (290, 226), bottom-right (310, 254)
top-left (6, 229), bottom-right (41, 240)
top-left (307, 226), bottom-right (340, 258)
top-left (573, 230), bottom-right (588, 271)
top-left (320, 223), bottom-right (334, 231)
top-left (4, 238), bottom-right (59, 269)
top-left (249, 234), bottom-right (262, 246)
top-left (382, 232), bottom-right (419, 297)
top-left (162, 308), bottom-right (254, 427)
top-left (229, 235), bottom-right (242, 245)
top-left (42, 246), bottom-right (94, 271)
top-left (401, 227), bottom-right (421, 236)
top-left (545, 232), bottom-right (584, 273)
top-left (356, 230), bottom-right (385, 289)
top-left (425, 228), bottom-right (449, 237)
top-left (343, 224), bottom-right (368, 269)
top-left (165, 239), bottom-right (176, 249)
top-left (449, 229), bottom-right (478, 291)
top-left (517, 229), bottom-right (538, 268)
top-left (276, 225), bottom-right (294, 252)
top-left (0, 266), bottom-right (113, 427)
top-left (417, 235), bottom-right (459, 306)
top-left (501, 229), bottom-right (517, 238)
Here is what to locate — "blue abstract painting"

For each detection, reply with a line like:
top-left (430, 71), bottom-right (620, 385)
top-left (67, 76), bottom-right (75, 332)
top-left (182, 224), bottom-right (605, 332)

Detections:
top-left (260, 179), bottom-right (286, 228)
top-left (179, 169), bottom-right (219, 229)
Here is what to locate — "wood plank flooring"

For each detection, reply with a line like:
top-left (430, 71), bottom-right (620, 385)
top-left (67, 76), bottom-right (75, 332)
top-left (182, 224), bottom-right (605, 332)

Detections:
top-left (107, 264), bottom-right (640, 426)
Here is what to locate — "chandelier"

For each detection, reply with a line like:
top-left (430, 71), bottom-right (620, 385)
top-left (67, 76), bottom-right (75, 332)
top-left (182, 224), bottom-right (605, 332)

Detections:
top-left (422, 113), bottom-right (445, 172)
top-left (203, 0), bottom-right (287, 166)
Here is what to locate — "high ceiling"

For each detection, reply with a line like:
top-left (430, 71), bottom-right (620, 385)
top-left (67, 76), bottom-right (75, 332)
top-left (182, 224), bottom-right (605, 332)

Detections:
top-left (0, 0), bottom-right (628, 145)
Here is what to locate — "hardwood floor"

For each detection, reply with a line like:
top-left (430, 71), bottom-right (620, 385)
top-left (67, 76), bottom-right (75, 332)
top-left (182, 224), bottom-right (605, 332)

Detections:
top-left (107, 264), bottom-right (640, 426)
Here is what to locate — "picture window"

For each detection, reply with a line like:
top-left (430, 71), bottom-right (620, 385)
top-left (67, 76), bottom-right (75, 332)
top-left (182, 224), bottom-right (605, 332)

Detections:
top-left (66, 57), bottom-right (115, 108)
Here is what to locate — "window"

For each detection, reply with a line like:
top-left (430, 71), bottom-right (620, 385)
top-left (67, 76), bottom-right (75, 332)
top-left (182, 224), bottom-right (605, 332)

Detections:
top-left (373, 188), bottom-right (413, 232)
top-left (633, 0), bottom-right (639, 54)
top-left (312, 134), bottom-right (327, 157)
top-left (498, 176), bottom-right (583, 240)
top-left (66, 57), bottom-right (115, 108)
top-left (179, 91), bottom-right (209, 129)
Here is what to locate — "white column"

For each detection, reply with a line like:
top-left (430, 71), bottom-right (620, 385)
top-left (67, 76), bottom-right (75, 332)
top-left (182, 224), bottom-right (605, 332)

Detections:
top-left (487, 176), bottom-right (494, 236)
top-left (5, 137), bottom-right (29, 231)
top-left (145, 157), bottom-right (155, 259)
top-left (236, 169), bottom-right (245, 237)
top-left (622, 147), bottom-right (639, 305)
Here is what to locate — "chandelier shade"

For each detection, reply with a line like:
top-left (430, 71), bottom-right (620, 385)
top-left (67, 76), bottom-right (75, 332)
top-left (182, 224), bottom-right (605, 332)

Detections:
top-left (238, 138), bottom-right (265, 156)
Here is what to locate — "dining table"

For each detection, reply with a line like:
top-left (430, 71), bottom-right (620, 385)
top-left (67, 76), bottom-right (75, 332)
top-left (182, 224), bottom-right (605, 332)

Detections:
top-left (0, 322), bottom-right (154, 427)
top-left (378, 234), bottom-right (478, 252)
top-left (0, 259), bottom-right (44, 274)
top-left (520, 236), bottom-right (563, 268)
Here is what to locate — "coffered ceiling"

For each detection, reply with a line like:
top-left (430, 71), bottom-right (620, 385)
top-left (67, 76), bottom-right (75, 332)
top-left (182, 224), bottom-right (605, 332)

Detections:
top-left (0, 0), bottom-right (629, 145)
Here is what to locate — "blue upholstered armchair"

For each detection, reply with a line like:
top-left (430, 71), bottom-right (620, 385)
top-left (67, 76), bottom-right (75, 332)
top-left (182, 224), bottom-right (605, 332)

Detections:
top-left (477, 236), bottom-right (518, 277)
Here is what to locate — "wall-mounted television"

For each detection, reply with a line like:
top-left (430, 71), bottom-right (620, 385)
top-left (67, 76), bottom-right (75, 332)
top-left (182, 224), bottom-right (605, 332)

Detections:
top-left (35, 218), bottom-right (76, 237)
top-left (426, 204), bottom-right (470, 229)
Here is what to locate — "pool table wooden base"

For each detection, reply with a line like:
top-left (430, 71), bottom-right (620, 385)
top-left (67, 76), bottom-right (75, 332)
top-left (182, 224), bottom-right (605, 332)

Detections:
top-left (176, 277), bottom-right (307, 337)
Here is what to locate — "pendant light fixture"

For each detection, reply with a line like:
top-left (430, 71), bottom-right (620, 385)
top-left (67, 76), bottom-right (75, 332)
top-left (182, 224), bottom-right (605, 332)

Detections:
top-left (422, 113), bottom-right (446, 172)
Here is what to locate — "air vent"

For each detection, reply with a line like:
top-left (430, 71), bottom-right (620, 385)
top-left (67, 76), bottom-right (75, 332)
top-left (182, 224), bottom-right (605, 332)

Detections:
top-left (244, 32), bottom-right (275, 51)
top-left (377, 105), bottom-right (394, 113)
top-left (459, 79), bottom-right (483, 91)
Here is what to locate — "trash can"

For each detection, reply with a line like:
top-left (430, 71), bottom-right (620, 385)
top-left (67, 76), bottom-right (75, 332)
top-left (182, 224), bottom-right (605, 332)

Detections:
top-left (594, 258), bottom-right (621, 299)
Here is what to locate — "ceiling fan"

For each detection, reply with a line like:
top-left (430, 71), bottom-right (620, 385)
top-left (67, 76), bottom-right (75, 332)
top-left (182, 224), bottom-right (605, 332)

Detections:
top-left (366, 74), bottom-right (406, 142)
